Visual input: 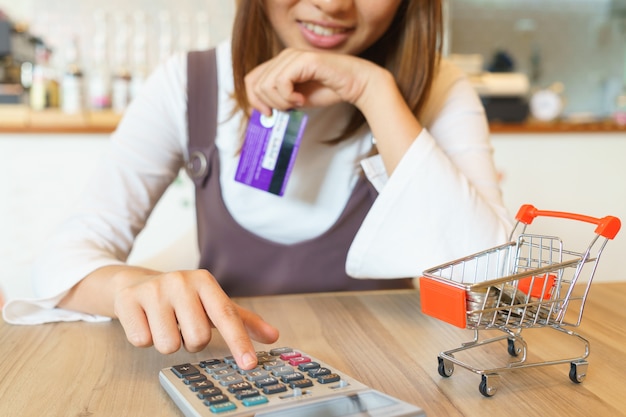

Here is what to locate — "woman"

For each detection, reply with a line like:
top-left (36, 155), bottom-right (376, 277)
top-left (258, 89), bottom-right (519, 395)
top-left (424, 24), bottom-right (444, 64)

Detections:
top-left (3, 0), bottom-right (511, 371)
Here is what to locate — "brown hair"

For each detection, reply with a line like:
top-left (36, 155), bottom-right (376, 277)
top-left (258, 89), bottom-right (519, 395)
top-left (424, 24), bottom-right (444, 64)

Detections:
top-left (231, 0), bottom-right (443, 141)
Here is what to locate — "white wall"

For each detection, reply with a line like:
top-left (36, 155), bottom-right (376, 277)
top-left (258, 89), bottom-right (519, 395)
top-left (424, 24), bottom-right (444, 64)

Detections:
top-left (2, 132), bottom-right (624, 303)
top-left (492, 132), bottom-right (626, 283)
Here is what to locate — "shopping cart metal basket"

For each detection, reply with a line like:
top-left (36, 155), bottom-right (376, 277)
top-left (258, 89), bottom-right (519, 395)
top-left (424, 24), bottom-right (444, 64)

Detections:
top-left (419, 204), bottom-right (621, 397)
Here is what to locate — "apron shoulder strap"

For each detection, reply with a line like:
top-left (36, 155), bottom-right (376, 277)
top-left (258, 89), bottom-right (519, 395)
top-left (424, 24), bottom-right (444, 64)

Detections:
top-left (186, 48), bottom-right (218, 187)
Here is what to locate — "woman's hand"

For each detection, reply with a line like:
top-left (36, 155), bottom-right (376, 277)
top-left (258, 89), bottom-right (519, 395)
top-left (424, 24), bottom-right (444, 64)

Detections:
top-left (245, 48), bottom-right (423, 174)
top-left (245, 48), bottom-right (388, 117)
top-left (60, 266), bottom-right (279, 370)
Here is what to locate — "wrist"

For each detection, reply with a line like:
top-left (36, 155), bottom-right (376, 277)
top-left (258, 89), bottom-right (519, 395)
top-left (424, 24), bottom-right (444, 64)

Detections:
top-left (355, 66), bottom-right (397, 116)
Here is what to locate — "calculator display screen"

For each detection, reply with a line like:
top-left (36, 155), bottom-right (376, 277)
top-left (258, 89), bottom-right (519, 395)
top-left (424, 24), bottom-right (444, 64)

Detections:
top-left (255, 391), bottom-right (403, 417)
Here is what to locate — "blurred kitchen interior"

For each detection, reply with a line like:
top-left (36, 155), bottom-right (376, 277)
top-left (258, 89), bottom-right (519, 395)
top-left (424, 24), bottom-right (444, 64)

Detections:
top-left (1, 0), bottom-right (626, 122)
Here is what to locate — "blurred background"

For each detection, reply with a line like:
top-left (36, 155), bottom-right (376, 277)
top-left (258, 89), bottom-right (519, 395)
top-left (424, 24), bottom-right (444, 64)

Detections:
top-left (1, 0), bottom-right (625, 303)
top-left (0, 0), bottom-right (234, 113)
top-left (449, 0), bottom-right (626, 119)
top-left (1, 0), bottom-right (626, 118)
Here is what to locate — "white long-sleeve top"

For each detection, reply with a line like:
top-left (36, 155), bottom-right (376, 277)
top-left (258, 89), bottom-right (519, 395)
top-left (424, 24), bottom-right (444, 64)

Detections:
top-left (3, 40), bottom-right (512, 324)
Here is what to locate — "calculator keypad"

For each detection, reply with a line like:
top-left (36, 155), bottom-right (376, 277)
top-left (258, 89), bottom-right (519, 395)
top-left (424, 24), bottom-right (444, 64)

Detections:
top-left (169, 347), bottom-right (350, 414)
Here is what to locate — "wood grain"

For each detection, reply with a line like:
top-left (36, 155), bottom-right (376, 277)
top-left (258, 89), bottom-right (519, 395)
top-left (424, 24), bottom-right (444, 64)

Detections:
top-left (1, 284), bottom-right (624, 416)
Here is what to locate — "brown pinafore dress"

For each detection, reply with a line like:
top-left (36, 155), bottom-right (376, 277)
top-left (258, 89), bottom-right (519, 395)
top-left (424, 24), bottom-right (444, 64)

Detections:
top-left (186, 49), bottom-right (412, 297)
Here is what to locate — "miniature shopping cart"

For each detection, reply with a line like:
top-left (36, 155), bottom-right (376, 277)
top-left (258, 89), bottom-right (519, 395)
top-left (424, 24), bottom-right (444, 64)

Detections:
top-left (419, 204), bottom-right (621, 397)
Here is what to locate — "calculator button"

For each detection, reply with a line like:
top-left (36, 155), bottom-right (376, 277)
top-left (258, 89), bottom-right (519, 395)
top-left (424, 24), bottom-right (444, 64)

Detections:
top-left (212, 369), bottom-right (236, 379)
top-left (205, 363), bottom-right (231, 373)
top-left (190, 380), bottom-right (215, 391)
top-left (235, 389), bottom-right (261, 400)
top-left (262, 383), bottom-right (288, 395)
top-left (280, 372), bottom-right (304, 383)
top-left (237, 366), bottom-right (263, 375)
top-left (171, 364), bottom-right (200, 378)
top-left (256, 354), bottom-right (275, 365)
top-left (297, 361), bottom-right (320, 371)
top-left (203, 394), bottom-right (230, 405)
top-left (279, 351), bottom-right (301, 360)
top-left (196, 387), bottom-right (223, 399)
top-left (242, 395), bottom-right (269, 407)
top-left (308, 367), bottom-right (331, 377)
top-left (254, 377), bottom-right (280, 388)
top-left (184, 374), bottom-right (208, 385)
top-left (289, 356), bottom-right (311, 366)
top-left (271, 366), bottom-right (294, 377)
top-left (199, 359), bottom-right (223, 368)
top-left (262, 360), bottom-right (286, 370)
top-left (208, 401), bottom-right (237, 413)
top-left (244, 370), bottom-right (271, 381)
top-left (269, 347), bottom-right (293, 356)
top-left (289, 379), bottom-right (314, 389)
top-left (227, 382), bottom-right (253, 393)
top-left (317, 373), bottom-right (341, 384)
top-left (218, 375), bottom-right (244, 386)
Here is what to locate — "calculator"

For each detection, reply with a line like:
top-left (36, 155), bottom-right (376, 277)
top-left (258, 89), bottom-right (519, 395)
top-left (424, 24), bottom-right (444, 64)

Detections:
top-left (159, 346), bottom-right (426, 416)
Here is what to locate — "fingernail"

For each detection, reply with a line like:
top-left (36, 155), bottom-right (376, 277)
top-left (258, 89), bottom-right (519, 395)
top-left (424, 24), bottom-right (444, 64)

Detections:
top-left (241, 352), bottom-right (256, 369)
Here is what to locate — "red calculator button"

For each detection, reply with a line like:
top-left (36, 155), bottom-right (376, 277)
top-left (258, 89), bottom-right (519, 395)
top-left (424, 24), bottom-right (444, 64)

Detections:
top-left (288, 356), bottom-right (311, 366)
top-left (279, 351), bottom-right (301, 360)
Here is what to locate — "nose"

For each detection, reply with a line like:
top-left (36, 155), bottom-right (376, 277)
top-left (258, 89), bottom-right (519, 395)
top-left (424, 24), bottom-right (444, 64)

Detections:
top-left (309, 0), bottom-right (353, 15)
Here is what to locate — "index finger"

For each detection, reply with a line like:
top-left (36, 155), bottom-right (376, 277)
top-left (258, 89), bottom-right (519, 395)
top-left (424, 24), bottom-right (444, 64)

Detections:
top-left (198, 284), bottom-right (258, 370)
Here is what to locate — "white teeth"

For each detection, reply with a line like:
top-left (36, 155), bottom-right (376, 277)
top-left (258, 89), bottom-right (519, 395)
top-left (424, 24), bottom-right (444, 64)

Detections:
top-left (302, 22), bottom-right (347, 36)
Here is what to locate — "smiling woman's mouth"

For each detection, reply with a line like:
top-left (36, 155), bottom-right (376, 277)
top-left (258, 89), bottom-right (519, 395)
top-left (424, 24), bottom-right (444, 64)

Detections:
top-left (300, 21), bottom-right (352, 36)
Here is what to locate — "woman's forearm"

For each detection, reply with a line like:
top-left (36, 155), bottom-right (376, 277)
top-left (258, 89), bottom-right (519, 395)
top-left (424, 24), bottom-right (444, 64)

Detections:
top-left (58, 265), bottom-right (159, 317)
top-left (355, 67), bottom-right (423, 174)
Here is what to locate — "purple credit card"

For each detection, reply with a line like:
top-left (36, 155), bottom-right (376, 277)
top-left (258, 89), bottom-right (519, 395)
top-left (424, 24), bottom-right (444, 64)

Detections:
top-left (235, 109), bottom-right (308, 196)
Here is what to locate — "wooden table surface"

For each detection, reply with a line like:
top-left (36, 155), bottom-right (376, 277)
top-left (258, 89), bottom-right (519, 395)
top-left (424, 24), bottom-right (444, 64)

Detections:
top-left (1, 283), bottom-right (625, 416)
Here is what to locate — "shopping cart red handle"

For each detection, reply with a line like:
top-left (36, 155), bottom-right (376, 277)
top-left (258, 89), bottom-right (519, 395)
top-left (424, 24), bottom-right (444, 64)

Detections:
top-left (516, 204), bottom-right (621, 239)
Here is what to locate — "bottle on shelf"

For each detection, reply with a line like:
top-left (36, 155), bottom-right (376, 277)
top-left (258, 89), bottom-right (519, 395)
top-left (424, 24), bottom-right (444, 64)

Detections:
top-left (613, 46), bottom-right (626, 126)
top-left (88, 10), bottom-right (111, 111)
top-left (111, 66), bottom-right (131, 114)
top-left (60, 36), bottom-right (84, 114)
top-left (30, 43), bottom-right (59, 110)
top-left (46, 50), bottom-right (60, 109)
top-left (111, 12), bottom-right (131, 114)
top-left (29, 43), bottom-right (48, 111)
top-left (614, 90), bottom-right (626, 126)
top-left (129, 11), bottom-right (148, 101)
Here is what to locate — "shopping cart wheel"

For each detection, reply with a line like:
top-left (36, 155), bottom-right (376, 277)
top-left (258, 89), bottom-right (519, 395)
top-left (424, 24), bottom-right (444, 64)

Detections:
top-left (507, 338), bottom-right (522, 357)
top-left (437, 356), bottom-right (454, 377)
top-left (569, 361), bottom-right (588, 383)
top-left (479, 374), bottom-right (500, 397)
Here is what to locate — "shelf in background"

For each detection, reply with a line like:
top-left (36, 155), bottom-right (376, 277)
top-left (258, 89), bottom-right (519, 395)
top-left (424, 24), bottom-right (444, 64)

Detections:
top-left (0, 106), bottom-right (122, 134)
top-left (489, 119), bottom-right (626, 134)
top-left (1, 105), bottom-right (626, 135)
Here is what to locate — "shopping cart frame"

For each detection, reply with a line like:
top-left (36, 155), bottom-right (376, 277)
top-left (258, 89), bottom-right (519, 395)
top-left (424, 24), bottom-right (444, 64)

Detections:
top-left (419, 204), bottom-right (621, 397)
